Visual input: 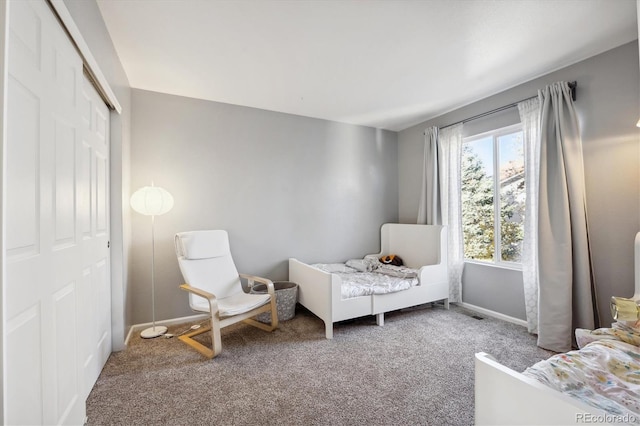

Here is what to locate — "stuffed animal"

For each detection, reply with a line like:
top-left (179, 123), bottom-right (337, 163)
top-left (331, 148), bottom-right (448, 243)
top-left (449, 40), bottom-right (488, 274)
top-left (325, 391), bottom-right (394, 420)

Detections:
top-left (379, 254), bottom-right (403, 266)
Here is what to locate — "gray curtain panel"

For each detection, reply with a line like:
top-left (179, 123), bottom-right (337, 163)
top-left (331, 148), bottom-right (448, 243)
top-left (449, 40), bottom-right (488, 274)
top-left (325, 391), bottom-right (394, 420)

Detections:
top-left (417, 126), bottom-right (441, 225)
top-left (537, 81), bottom-right (599, 352)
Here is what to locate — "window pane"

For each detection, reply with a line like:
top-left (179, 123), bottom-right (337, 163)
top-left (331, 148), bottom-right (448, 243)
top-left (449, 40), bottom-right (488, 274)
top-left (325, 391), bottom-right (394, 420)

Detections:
top-left (461, 137), bottom-right (494, 261)
top-left (498, 132), bottom-right (525, 262)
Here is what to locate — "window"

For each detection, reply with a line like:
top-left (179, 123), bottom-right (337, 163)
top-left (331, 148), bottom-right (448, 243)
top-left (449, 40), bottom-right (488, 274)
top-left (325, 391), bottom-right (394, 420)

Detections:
top-left (461, 124), bottom-right (524, 266)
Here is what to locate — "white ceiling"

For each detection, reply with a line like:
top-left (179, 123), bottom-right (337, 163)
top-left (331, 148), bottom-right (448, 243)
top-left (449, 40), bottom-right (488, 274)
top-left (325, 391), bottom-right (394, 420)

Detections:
top-left (97, 0), bottom-right (638, 131)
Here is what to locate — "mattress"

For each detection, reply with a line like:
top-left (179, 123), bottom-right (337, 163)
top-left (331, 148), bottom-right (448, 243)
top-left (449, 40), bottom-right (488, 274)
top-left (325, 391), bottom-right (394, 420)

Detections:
top-left (311, 262), bottom-right (419, 299)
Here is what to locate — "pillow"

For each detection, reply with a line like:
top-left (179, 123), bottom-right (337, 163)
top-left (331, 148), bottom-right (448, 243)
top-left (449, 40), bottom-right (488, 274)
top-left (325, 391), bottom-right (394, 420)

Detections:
top-left (575, 328), bottom-right (615, 349)
top-left (614, 319), bottom-right (640, 333)
top-left (575, 323), bottom-right (640, 349)
top-left (311, 263), bottom-right (358, 274)
top-left (346, 258), bottom-right (377, 272)
top-left (175, 230), bottom-right (230, 260)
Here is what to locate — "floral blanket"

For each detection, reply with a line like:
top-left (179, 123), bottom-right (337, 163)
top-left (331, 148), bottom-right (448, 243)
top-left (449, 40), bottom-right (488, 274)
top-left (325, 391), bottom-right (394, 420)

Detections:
top-left (523, 325), bottom-right (640, 423)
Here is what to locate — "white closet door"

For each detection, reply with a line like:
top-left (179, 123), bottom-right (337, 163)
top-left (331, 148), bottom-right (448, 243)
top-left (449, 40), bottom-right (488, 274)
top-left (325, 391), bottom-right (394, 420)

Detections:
top-left (5, 1), bottom-right (111, 424)
top-left (78, 76), bottom-right (112, 399)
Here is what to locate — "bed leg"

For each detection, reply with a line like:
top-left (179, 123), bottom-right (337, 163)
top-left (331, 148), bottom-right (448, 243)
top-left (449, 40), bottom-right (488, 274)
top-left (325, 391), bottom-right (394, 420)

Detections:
top-left (325, 322), bottom-right (333, 339)
top-left (376, 313), bottom-right (384, 327)
top-left (444, 298), bottom-right (450, 309)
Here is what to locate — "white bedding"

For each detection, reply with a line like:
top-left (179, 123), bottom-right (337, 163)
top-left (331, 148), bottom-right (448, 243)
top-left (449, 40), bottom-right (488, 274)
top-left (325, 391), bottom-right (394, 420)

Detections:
top-left (311, 259), bottom-right (419, 299)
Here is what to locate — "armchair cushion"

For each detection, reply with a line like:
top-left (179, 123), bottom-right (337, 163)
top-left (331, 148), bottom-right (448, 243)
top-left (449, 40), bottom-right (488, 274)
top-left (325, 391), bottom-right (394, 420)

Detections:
top-left (191, 291), bottom-right (271, 318)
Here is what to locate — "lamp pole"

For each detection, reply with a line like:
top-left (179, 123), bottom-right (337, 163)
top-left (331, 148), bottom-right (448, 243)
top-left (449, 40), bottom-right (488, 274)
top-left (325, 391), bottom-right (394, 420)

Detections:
top-left (131, 184), bottom-right (174, 338)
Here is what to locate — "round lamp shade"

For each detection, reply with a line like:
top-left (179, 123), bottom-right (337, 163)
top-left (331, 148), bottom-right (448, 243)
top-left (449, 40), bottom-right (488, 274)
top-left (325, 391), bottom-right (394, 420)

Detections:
top-left (130, 186), bottom-right (174, 216)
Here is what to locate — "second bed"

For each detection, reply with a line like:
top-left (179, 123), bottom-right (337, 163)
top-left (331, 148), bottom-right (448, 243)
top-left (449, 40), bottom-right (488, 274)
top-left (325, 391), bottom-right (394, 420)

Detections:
top-left (289, 223), bottom-right (450, 338)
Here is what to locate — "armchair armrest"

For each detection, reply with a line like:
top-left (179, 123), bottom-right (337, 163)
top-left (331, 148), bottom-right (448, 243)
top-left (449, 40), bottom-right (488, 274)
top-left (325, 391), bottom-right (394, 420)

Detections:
top-left (180, 284), bottom-right (215, 300)
top-left (239, 273), bottom-right (276, 296)
top-left (179, 284), bottom-right (219, 314)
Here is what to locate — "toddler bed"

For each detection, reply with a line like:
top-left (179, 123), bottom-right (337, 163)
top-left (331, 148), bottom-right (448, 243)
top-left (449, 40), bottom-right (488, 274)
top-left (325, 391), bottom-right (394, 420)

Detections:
top-left (475, 233), bottom-right (640, 425)
top-left (289, 223), bottom-right (449, 339)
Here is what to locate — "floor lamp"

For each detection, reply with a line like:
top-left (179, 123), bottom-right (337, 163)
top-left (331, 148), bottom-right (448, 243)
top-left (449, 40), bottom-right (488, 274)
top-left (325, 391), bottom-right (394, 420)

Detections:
top-left (131, 183), bottom-right (174, 338)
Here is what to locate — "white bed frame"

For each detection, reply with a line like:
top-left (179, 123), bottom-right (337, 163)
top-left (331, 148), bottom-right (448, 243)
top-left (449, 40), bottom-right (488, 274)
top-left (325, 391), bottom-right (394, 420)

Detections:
top-left (475, 232), bottom-right (640, 425)
top-left (289, 223), bottom-right (449, 339)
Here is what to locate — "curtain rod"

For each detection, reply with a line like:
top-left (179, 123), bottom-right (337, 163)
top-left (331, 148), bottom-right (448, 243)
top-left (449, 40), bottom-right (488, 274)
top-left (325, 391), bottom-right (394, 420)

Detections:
top-left (436, 81), bottom-right (577, 132)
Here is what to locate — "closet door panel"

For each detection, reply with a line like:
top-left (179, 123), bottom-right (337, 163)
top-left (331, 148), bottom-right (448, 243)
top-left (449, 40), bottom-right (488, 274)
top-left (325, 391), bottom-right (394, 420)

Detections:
top-left (52, 283), bottom-right (79, 423)
top-left (5, 1), bottom-right (111, 424)
top-left (53, 119), bottom-right (77, 247)
top-left (79, 75), bottom-right (111, 400)
top-left (5, 306), bottom-right (43, 426)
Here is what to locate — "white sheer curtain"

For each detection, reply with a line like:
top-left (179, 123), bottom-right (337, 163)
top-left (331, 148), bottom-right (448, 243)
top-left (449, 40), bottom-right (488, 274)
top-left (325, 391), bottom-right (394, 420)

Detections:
top-left (537, 81), bottom-right (599, 352)
top-left (417, 126), bottom-right (440, 225)
top-left (518, 98), bottom-right (541, 334)
top-left (438, 124), bottom-right (464, 303)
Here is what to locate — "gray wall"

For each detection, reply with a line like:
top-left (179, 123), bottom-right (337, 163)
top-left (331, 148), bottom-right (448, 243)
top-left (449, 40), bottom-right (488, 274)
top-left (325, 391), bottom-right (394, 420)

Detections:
top-left (131, 90), bottom-right (399, 323)
top-left (399, 41), bottom-right (640, 325)
top-left (63, 0), bottom-right (132, 349)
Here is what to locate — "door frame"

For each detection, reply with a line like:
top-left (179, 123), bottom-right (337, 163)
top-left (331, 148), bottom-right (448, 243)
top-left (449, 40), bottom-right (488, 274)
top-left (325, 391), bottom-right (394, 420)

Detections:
top-left (49, 0), bottom-right (121, 114)
top-left (0, 0), bottom-right (8, 421)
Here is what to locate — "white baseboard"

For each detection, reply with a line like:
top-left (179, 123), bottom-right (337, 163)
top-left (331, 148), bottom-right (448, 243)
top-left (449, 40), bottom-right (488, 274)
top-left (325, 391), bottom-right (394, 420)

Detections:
top-left (123, 305), bottom-right (525, 344)
top-left (125, 313), bottom-right (209, 345)
top-left (458, 302), bottom-right (528, 328)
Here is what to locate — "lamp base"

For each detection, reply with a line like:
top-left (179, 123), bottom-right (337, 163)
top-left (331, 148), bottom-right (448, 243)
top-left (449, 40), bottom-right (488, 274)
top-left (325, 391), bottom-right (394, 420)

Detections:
top-left (140, 325), bottom-right (168, 339)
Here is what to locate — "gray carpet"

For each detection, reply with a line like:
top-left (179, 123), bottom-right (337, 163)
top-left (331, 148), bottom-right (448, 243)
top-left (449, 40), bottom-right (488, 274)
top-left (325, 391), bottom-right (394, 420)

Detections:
top-left (86, 304), bottom-right (553, 426)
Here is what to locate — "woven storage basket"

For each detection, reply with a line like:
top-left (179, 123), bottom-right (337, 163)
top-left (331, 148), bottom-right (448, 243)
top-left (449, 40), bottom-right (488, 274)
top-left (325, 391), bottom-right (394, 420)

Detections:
top-left (250, 281), bottom-right (298, 323)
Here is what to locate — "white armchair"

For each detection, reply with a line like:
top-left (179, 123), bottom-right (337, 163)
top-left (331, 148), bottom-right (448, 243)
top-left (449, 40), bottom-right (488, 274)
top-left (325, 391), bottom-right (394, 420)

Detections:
top-left (174, 230), bottom-right (278, 358)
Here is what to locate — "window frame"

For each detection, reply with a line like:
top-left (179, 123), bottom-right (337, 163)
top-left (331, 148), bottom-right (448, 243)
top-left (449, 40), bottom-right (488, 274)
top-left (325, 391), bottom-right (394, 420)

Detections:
top-left (461, 123), bottom-right (524, 270)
